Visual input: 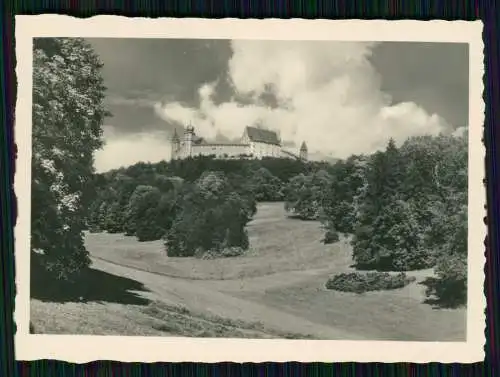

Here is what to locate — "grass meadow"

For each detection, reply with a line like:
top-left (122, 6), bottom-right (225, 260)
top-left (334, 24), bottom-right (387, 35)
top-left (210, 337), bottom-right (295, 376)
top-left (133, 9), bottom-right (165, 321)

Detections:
top-left (30, 202), bottom-right (466, 340)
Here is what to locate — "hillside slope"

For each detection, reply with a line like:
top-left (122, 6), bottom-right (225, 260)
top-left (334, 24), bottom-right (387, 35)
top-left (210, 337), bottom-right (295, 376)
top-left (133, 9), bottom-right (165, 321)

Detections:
top-left (31, 202), bottom-right (466, 340)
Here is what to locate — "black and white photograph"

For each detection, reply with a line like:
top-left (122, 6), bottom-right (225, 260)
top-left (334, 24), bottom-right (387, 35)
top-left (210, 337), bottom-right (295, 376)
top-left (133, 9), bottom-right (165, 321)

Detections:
top-left (15, 17), bottom-right (485, 363)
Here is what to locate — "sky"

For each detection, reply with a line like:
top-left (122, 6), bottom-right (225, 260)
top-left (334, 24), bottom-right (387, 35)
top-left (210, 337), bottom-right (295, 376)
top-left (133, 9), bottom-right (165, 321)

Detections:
top-left (86, 38), bottom-right (469, 172)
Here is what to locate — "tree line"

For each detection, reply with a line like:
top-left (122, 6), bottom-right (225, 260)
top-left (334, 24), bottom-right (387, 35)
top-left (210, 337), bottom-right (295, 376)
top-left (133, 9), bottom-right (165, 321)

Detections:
top-left (283, 135), bottom-right (468, 306)
top-left (87, 132), bottom-right (468, 307)
top-left (86, 156), bottom-right (330, 253)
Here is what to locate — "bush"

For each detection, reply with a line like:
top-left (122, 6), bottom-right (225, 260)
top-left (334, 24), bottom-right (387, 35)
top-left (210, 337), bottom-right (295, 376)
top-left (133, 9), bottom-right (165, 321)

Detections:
top-left (322, 223), bottom-right (340, 244)
top-left (423, 256), bottom-right (467, 308)
top-left (325, 271), bottom-right (416, 294)
top-left (196, 247), bottom-right (247, 260)
top-left (87, 224), bottom-right (101, 233)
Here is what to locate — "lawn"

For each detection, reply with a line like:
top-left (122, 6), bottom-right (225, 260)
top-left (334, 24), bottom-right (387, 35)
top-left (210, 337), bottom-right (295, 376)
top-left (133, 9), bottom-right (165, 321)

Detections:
top-left (83, 202), bottom-right (352, 281)
top-left (30, 202), bottom-right (466, 341)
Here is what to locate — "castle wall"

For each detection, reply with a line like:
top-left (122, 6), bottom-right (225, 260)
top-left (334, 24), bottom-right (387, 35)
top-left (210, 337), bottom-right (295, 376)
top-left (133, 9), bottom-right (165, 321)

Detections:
top-left (252, 142), bottom-right (281, 159)
top-left (191, 144), bottom-right (250, 158)
top-left (172, 127), bottom-right (305, 161)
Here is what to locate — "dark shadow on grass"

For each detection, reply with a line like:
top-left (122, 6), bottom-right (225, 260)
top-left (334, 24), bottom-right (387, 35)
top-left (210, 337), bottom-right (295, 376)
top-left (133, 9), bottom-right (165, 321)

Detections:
top-left (349, 260), bottom-right (431, 273)
top-left (31, 266), bottom-right (151, 306)
top-left (419, 277), bottom-right (467, 309)
top-left (286, 214), bottom-right (318, 221)
top-left (349, 262), bottom-right (397, 272)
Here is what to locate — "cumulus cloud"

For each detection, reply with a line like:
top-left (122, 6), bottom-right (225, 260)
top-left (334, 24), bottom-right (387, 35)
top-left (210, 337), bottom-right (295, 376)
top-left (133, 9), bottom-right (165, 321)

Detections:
top-left (154, 40), bottom-right (451, 159)
top-left (452, 125), bottom-right (468, 138)
top-left (94, 126), bottom-right (171, 172)
top-left (106, 96), bottom-right (157, 107)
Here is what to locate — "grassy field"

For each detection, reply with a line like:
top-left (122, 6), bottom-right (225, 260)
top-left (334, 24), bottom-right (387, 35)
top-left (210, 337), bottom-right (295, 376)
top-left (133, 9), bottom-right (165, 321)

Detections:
top-left (31, 202), bottom-right (466, 340)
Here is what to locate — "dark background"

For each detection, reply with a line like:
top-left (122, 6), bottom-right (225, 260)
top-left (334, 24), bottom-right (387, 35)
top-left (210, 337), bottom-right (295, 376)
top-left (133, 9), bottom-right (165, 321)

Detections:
top-left (1, 1), bottom-right (498, 376)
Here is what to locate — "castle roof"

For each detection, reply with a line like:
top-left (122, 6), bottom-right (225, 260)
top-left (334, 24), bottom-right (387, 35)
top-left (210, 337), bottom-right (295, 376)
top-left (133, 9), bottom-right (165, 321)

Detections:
top-left (300, 141), bottom-right (308, 151)
top-left (193, 135), bottom-right (205, 145)
top-left (245, 126), bottom-right (280, 145)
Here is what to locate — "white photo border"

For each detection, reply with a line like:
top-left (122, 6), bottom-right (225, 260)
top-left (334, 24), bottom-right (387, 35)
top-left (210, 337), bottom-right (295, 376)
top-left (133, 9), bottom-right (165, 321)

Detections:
top-left (14, 15), bottom-right (486, 363)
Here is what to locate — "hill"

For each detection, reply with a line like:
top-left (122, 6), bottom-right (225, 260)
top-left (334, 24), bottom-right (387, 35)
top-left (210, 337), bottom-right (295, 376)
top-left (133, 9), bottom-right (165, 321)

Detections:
top-left (31, 202), bottom-right (466, 340)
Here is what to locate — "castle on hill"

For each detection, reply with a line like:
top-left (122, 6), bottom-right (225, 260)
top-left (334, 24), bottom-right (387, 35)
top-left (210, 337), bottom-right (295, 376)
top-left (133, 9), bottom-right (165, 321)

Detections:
top-left (171, 125), bottom-right (308, 161)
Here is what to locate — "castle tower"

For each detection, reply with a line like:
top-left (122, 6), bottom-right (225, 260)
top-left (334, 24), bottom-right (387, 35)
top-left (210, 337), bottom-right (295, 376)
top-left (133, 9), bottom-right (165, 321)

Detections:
top-left (171, 129), bottom-right (180, 160)
top-left (300, 141), bottom-right (308, 160)
top-left (183, 124), bottom-right (194, 158)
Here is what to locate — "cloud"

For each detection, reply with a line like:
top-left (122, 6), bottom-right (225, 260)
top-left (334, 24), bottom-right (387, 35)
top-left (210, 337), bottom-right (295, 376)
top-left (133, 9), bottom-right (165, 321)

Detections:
top-left (452, 125), bottom-right (468, 138)
top-left (93, 126), bottom-right (171, 173)
top-left (106, 96), bottom-right (157, 108)
top-left (154, 40), bottom-right (451, 159)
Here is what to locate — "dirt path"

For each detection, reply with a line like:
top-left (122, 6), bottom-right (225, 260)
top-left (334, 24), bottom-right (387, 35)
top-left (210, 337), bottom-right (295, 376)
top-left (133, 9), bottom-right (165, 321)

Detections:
top-left (90, 257), bottom-right (364, 339)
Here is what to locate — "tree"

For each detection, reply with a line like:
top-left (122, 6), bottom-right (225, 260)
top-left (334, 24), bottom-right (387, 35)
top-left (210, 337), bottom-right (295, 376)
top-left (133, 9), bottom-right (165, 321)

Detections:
top-left (87, 197), bottom-right (105, 232)
top-left (351, 139), bottom-right (421, 270)
top-left (346, 134), bottom-right (468, 278)
top-left (416, 134), bottom-right (468, 306)
top-left (123, 185), bottom-right (163, 241)
top-left (284, 170), bottom-right (332, 220)
top-left (352, 199), bottom-right (430, 270)
top-left (163, 184), bottom-right (209, 257)
top-left (103, 201), bottom-right (125, 234)
top-left (320, 155), bottom-right (368, 235)
top-left (247, 167), bottom-right (284, 201)
top-left (31, 38), bottom-right (108, 280)
top-left (164, 172), bottom-right (255, 257)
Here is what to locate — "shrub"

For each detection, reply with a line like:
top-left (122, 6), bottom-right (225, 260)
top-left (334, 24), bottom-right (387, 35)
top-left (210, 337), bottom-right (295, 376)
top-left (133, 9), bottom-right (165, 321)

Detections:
top-left (197, 247), bottom-right (247, 260)
top-left (322, 223), bottom-right (340, 244)
top-left (87, 224), bottom-right (101, 233)
top-left (423, 255), bottom-right (467, 308)
top-left (325, 271), bottom-right (416, 294)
